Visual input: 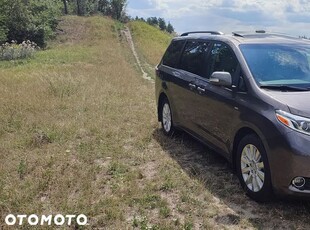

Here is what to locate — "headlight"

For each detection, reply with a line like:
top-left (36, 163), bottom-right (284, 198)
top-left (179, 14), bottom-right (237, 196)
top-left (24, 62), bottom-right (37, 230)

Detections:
top-left (276, 110), bottom-right (310, 135)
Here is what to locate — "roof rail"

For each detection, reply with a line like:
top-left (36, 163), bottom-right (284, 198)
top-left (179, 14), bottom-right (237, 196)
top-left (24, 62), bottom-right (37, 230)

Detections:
top-left (232, 32), bottom-right (244, 37)
top-left (256, 30), bottom-right (266, 33)
top-left (232, 30), bottom-right (266, 37)
top-left (181, 31), bottom-right (224, 36)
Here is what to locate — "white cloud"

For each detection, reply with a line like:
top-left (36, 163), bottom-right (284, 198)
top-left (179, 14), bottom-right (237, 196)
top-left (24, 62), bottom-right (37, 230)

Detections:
top-left (128, 0), bottom-right (310, 36)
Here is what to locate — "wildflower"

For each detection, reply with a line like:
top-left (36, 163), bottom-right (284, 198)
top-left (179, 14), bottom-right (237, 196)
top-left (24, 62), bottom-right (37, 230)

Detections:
top-left (0, 40), bottom-right (38, 61)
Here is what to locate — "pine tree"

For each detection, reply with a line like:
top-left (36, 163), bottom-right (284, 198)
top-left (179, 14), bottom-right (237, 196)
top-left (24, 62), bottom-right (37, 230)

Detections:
top-left (166, 22), bottom-right (174, 34)
top-left (158, 17), bottom-right (166, 31)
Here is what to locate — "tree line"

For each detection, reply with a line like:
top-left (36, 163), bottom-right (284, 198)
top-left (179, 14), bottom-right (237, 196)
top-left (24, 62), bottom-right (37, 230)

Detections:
top-left (0, 0), bottom-right (128, 47)
top-left (134, 16), bottom-right (175, 34)
top-left (0, 0), bottom-right (176, 48)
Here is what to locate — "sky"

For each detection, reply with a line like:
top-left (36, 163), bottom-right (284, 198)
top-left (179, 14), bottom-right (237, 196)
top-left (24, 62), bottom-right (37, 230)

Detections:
top-left (127, 0), bottom-right (310, 37)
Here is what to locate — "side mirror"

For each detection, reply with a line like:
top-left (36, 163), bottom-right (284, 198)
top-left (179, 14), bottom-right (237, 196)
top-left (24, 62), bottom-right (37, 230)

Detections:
top-left (210, 72), bottom-right (232, 87)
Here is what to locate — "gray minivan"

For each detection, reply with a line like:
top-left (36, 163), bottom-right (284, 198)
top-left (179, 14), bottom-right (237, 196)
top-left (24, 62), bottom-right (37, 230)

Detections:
top-left (155, 31), bottom-right (310, 201)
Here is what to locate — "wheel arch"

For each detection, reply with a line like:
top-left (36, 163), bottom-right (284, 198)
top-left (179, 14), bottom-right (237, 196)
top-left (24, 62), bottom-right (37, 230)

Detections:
top-left (231, 127), bottom-right (265, 171)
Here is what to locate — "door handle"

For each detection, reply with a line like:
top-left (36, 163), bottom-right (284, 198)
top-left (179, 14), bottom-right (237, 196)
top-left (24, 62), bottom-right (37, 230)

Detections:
top-left (197, 87), bottom-right (206, 93)
top-left (173, 71), bottom-right (181, 77)
top-left (189, 83), bottom-right (196, 90)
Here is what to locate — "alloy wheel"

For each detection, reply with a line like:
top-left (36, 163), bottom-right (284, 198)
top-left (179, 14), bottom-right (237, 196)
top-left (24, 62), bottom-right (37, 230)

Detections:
top-left (241, 144), bottom-right (265, 192)
top-left (162, 103), bottom-right (172, 133)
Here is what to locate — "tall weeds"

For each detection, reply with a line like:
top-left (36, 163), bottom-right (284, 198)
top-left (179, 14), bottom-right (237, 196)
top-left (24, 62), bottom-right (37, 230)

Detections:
top-left (0, 40), bottom-right (38, 61)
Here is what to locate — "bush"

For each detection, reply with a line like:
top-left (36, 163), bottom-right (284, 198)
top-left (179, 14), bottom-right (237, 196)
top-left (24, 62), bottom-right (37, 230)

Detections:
top-left (0, 40), bottom-right (39, 61)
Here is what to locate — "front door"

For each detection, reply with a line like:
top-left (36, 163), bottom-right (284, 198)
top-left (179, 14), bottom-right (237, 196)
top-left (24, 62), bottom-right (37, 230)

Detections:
top-left (193, 42), bottom-right (240, 154)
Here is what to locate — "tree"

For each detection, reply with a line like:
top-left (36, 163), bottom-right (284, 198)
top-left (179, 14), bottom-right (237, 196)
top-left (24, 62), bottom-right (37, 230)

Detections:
top-left (166, 22), bottom-right (174, 34)
top-left (28, 0), bottom-right (62, 43)
top-left (158, 17), bottom-right (166, 31)
top-left (0, 0), bottom-right (62, 46)
top-left (146, 17), bottom-right (152, 25)
top-left (0, 0), bottom-right (8, 43)
top-left (76, 0), bottom-right (87, 15)
top-left (5, 0), bottom-right (31, 43)
top-left (0, 16), bottom-right (7, 43)
top-left (147, 17), bottom-right (158, 26)
top-left (62, 0), bottom-right (68, 14)
top-left (110, 0), bottom-right (126, 21)
top-left (138, 16), bottom-right (176, 34)
top-left (98, 0), bottom-right (110, 14)
top-left (97, 0), bottom-right (128, 21)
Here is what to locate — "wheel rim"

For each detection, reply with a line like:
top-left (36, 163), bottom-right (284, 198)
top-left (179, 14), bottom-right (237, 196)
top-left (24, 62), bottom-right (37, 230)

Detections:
top-left (241, 144), bottom-right (265, 192)
top-left (162, 103), bottom-right (172, 132)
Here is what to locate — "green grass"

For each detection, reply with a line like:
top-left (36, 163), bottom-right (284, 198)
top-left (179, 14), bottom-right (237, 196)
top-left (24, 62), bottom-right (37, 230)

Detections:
top-left (1, 15), bottom-right (310, 229)
top-left (128, 21), bottom-right (173, 78)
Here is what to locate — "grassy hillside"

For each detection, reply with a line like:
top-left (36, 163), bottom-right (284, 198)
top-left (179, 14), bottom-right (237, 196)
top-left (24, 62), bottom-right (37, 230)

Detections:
top-left (128, 21), bottom-right (172, 77)
top-left (0, 16), bottom-right (156, 229)
top-left (0, 16), bottom-right (310, 229)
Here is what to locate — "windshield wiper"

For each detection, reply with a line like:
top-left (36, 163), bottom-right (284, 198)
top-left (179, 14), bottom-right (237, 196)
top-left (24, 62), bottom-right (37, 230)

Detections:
top-left (260, 85), bottom-right (310, 91)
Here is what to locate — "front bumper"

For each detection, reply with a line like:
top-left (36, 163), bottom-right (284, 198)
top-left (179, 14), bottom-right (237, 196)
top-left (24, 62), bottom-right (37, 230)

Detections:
top-left (267, 130), bottom-right (310, 198)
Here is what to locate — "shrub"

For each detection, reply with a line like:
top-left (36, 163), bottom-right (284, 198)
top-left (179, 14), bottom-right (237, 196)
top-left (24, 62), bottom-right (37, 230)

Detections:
top-left (0, 40), bottom-right (39, 61)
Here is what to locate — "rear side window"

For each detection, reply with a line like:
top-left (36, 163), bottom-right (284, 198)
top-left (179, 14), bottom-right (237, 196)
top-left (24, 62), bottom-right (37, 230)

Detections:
top-left (179, 41), bottom-right (209, 76)
top-left (162, 40), bottom-right (185, 68)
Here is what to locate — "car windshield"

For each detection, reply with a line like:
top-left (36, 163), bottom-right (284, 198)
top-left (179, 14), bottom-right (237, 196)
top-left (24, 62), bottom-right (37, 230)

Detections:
top-left (240, 44), bottom-right (310, 89)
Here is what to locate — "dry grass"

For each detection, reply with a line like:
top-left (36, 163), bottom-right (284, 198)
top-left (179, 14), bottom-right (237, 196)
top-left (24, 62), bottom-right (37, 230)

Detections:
top-left (0, 15), bottom-right (310, 229)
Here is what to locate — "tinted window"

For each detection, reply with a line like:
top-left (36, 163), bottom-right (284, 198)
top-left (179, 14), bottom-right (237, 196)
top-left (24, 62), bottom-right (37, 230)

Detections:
top-left (240, 44), bottom-right (310, 87)
top-left (162, 40), bottom-right (185, 68)
top-left (207, 43), bottom-right (238, 78)
top-left (179, 41), bottom-right (209, 76)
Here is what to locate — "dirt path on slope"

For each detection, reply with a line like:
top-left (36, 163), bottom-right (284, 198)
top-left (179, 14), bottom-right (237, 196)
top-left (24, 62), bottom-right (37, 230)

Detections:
top-left (122, 26), bottom-right (153, 82)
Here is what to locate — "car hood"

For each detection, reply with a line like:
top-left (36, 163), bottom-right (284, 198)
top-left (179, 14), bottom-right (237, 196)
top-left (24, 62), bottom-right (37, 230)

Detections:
top-left (264, 90), bottom-right (310, 118)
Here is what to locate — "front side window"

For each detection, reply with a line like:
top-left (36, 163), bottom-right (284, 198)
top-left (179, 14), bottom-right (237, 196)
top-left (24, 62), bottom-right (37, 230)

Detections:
top-left (179, 41), bottom-right (209, 76)
top-left (207, 42), bottom-right (238, 78)
top-left (162, 40), bottom-right (185, 68)
top-left (240, 44), bottom-right (310, 88)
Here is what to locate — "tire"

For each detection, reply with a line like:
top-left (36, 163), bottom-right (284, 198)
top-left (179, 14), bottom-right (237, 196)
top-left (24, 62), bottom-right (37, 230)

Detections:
top-left (236, 134), bottom-right (273, 202)
top-left (160, 98), bottom-right (174, 136)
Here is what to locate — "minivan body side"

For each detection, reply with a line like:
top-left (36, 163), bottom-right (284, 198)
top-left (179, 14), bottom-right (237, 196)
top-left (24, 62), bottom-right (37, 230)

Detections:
top-left (156, 35), bottom-right (310, 198)
top-left (156, 38), bottom-right (285, 158)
